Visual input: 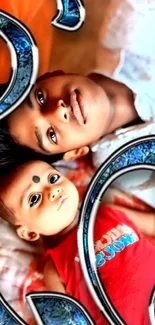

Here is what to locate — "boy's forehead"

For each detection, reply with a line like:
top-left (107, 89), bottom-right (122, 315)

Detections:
top-left (37, 71), bottom-right (66, 83)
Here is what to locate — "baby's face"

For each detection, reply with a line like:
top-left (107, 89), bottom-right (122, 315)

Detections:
top-left (1, 161), bottom-right (79, 236)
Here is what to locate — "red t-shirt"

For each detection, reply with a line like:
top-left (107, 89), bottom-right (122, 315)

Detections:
top-left (46, 206), bottom-right (155, 325)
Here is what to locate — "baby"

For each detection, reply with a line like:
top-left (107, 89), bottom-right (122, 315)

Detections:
top-left (0, 160), bottom-right (155, 324)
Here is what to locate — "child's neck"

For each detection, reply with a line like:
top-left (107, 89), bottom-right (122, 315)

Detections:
top-left (44, 209), bottom-right (80, 248)
top-left (62, 209), bottom-right (80, 237)
top-left (89, 73), bottom-right (138, 135)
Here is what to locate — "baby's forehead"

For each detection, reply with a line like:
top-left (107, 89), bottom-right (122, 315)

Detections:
top-left (20, 161), bottom-right (57, 179)
top-left (3, 161), bottom-right (54, 188)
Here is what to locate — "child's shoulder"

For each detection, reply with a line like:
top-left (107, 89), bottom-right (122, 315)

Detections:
top-left (95, 204), bottom-right (142, 244)
top-left (97, 204), bottom-right (132, 225)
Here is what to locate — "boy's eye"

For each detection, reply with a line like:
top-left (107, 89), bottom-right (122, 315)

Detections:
top-left (48, 128), bottom-right (57, 144)
top-left (29, 193), bottom-right (41, 207)
top-left (49, 174), bottom-right (60, 184)
top-left (36, 89), bottom-right (45, 106)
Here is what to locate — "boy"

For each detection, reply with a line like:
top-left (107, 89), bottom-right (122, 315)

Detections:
top-left (3, 70), bottom-right (139, 162)
top-left (0, 160), bottom-right (155, 324)
top-left (1, 1), bottom-right (155, 164)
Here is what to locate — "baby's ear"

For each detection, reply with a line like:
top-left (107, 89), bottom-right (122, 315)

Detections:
top-left (63, 146), bottom-right (89, 161)
top-left (16, 226), bottom-right (40, 242)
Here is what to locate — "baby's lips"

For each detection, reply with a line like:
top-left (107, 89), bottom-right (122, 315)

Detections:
top-left (57, 195), bottom-right (69, 210)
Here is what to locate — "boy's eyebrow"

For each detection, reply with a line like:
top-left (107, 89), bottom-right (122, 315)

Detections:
top-left (35, 127), bottom-right (51, 154)
top-left (26, 95), bottom-right (34, 109)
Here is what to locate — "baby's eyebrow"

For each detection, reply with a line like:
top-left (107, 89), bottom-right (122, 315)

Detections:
top-left (20, 183), bottom-right (32, 206)
top-left (52, 166), bottom-right (59, 172)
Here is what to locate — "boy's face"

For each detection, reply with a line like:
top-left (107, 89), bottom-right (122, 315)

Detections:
top-left (1, 161), bottom-right (79, 238)
top-left (7, 73), bottom-right (111, 157)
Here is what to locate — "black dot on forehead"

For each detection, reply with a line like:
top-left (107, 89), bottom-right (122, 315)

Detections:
top-left (32, 176), bottom-right (40, 183)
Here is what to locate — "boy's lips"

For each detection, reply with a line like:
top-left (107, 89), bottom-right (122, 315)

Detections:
top-left (70, 90), bottom-right (87, 125)
top-left (57, 195), bottom-right (69, 210)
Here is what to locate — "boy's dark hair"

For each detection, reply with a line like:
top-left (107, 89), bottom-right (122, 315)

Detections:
top-left (0, 117), bottom-right (63, 176)
top-left (0, 79), bottom-right (64, 174)
top-left (0, 197), bottom-right (16, 225)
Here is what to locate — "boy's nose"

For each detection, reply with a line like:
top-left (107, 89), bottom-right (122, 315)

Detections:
top-left (56, 99), bottom-right (70, 123)
top-left (49, 187), bottom-right (62, 202)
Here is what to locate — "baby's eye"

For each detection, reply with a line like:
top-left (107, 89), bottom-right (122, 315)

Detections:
top-left (48, 128), bottom-right (57, 144)
top-left (49, 174), bottom-right (60, 184)
top-left (36, 89), bottom-right (45, 106)
top-left (29, 193), bottom-right (41, 207)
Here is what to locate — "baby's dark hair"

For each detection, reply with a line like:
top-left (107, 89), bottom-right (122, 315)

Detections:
top-left (0, 197), bottom-right (17, 226)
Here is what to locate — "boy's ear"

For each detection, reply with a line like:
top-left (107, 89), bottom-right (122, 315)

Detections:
top-left (63, 146), bottom-right (89, 161)
top-left (16, 226), bottom-right (40, 242)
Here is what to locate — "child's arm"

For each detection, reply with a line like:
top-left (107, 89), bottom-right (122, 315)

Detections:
top-left (89, 74), bottom-right (138, 133)
top-left (106, 204), bottom-right (155, 237)
top-left (44, 258), bottom-right (66, 293)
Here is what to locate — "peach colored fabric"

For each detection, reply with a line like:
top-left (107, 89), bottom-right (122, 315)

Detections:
top-left (0, 0), bottom-right (55, 83)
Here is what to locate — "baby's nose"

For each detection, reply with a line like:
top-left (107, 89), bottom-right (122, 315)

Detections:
top-left (49, 187), bottom-right (62, 202)
top-left (57, 99), bottom-right (70, 123)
